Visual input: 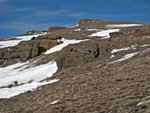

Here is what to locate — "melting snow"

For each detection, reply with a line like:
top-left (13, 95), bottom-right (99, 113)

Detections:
top-left (110, 54), bottom-right (115, 58)
top-left (69, 24), bottom-right (79, 28)
top-left (86, 29), bottom-right (99, 31)
top-left (89, 29), bottom-right (120, 39)
top-left (140, 44), bottom-right (150, 47)
top-left (111, 44), bottom-right (150, 54)
top-left (50, 100), bottom-right (59, 105)
top-left (45, 38), bottom-right (89, 54)
top-left (137, 100), bottom-right (150, 106)
top-left (74, 29), bottom-right (81, 31)
top-left (110, 52), bottom-right (139, 64)
top-left (0, 61), bottom-right (58, 98)
top-left (0, 61), bottom-right (57, 87)
top-left (0, 33), bottom-right (47, 48)
top-left (110, 46), bottom-right (137, 59)
top-left (111, 47), bottom-right (136, 54)
top-left (137, 101), bottom-right (144, 106)
top-left (105, 24), bottom-right (142, 28)
top-left (0, 79), bottom-right (59, 98)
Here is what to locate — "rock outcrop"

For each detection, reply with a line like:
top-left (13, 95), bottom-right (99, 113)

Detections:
top-left (18, 39), bottom-right (59, 61)
top-left (56, 41), bottom-right (99, 70)
top-left (0, 39), bottom-right (60, 66)
top-left (56, 40), bottom-right (113, 71)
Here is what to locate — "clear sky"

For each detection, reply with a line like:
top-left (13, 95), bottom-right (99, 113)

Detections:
top-left (0, 0), bottom-right (150, 38)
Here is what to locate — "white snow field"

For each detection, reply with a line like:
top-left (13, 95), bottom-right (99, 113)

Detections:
top-left (89, 29), bottom-right (120, 39)
top-left (105, 24), bottom-right (142, 28)
top-left (0, 61), bottom-right (58, 87)
top-left (45, 38), bottom-right (89, 54)
top-left (0, 33), bottom-right (47, 48)
top-left (0, 61), bottom-right (58, 98)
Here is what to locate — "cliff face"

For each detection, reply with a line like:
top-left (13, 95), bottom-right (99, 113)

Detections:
top-left (0, 19), bottom-right (150, 113)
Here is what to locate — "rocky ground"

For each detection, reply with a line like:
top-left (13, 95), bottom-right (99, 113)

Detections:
top-left (0, 19), bottom-right (150, 113)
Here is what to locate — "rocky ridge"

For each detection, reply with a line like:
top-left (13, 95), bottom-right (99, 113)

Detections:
top-left (0, 19), bottom-right (150, 113)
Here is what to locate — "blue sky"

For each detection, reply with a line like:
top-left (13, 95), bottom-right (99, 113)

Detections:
top-left (0, 0), bottom-right (150, 38)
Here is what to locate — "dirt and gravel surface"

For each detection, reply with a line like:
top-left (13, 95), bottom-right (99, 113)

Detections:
top-left (0, 19), bottom-right (150, 113)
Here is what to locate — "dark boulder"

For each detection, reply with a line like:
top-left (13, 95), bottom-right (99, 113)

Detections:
top-left (18, 39), bottom-right (59, 61)
top-left (56, 41), bottom-right (100, 70)
top-left (18, 41), bottom-right (40, 61)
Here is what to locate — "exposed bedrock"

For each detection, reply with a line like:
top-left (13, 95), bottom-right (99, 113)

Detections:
top-left (56, 40), bottom-right (111, 71)
top-left (0, 39), bottom-right (60, 67)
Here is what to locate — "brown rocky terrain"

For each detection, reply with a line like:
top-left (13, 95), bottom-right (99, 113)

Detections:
top-left (0, 19), bottom-right (150, 113)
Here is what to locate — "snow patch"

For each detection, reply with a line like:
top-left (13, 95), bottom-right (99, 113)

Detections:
top-left (140, 44), bottom-right (150, 47)
top-left (111, 47), bottom-right (136, 54)
top-left (105, 24), bottom-right (142, 28)
top-left (45, 38), bottom-right (89, 54)
top-left (50, 100), bottom-right (59, 105)
top-left (69, 24), bottom-right (79, 28)
top-left (74, 29), bottom-right (81, 31)
top-left (137, 100), bottom-right (150, 106)
top-left (0, 79), bottom-right (59, 98)
top-left (86, 29), bottom-right (99, 31)
top-left (0, 33), bottom-right (47, 49)
top-left (0, 61), bottom-right (58, 87)
top-left (110, 52), bottom-right (139, 64)
top-left (137, 101), bottom-right (144, 106)
top-left (111, 44), bottom-right (150, 54)
top-left (89, 29), bottom-right (119, 39)
top-left (110, 54), bottom-right (115, 58)
top-left (0, 60), bottom-right (59, 98)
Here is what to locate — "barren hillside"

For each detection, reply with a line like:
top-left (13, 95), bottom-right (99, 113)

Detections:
top-left (0, 19), bottom-right (150, 113)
